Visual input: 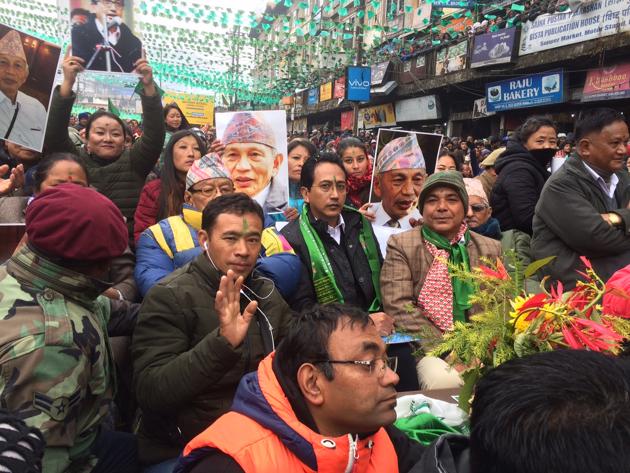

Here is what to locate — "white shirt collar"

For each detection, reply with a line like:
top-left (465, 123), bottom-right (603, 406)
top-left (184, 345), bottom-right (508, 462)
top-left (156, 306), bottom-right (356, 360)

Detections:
top-left (326, 213), bottom-right (345, 245)
top-left (252, 183), bottom-right (271, 208)
top-left (372, 201), bottom-right (421, 230)
top-left (0, 89), bottom-right (18, 107)
top-left (582, 161), bottom-right (619, 199)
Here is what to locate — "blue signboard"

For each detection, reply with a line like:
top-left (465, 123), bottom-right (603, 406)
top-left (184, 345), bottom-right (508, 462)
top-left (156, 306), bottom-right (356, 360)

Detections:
top-left (471, 28), bottom-right (517, 68)
top-left (307, 88), bottom-right (319, 105)
top-left (346, 66), bottom-right (371, 102)
top-left (431, 0), bottom-right (472, 8)
top-left (486, 70), bottom-right (564, 112)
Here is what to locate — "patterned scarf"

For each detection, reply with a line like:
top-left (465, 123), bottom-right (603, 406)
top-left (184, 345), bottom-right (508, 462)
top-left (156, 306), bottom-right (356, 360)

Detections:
top-left (417, 223), bottom-right (472, 332)
top-left (346, 159), bottom-right (373, 208)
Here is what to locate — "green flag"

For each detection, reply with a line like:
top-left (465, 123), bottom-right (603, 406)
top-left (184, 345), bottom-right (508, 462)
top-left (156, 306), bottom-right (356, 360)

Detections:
top-left (107, 98), bottom-right (120, 117)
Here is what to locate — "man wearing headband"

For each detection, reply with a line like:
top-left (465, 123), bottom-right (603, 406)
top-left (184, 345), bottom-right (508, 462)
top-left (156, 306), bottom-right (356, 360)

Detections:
top-left (132, 193), bottom-right (294, 471)
top-left (71, 0), bottom-right (142, 72)
top-left (221, 112), bottom-right (287, 212)
top-left (0, 30), bottom-right (47, 150)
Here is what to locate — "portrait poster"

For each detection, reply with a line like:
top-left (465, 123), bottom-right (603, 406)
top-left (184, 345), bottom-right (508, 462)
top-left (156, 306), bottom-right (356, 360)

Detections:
top-left (163, 90), bottom-right (215, 126)
top-left (215, 110), bottom-right (289, 213)
top-left (0, 24), bottom-right (62, 152)
top-left (368, 129), bottom-right (444, 205)
top-left (66, 0), bottom-right (143, 73)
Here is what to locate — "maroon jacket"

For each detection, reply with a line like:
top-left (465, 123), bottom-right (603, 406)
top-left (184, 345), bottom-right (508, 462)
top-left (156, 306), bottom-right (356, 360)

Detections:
top-left (134, 179), bottom-right (161, 243)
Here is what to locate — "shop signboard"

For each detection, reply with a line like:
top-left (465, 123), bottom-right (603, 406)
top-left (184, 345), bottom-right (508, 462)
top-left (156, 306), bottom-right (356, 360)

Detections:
top-left (431, 0), bottom-right (472, 8)
top-left (582, 63), bottom-right (630, 102)
top-left (333, 76), bottom-right (345, 99)
top-left (435, 41), bottom-right (468, 76)
top-left (371, 61), bottom-right (390, 86)
top-left (472, 97), bottom-right (496, 118)
top-left (320, 82), bottom-right (333, 102)
top-left (341, 110), bottom-right (354, 131)
top-left (346, 66), bottom-right (371, 101)
top-left (307, 88), bottom-right (319, 105)
top-left (395, 96), bottom-right (440, 121)
top-left (471, 28), bottom-right (517, 68)
top-left (486, 70), bottom-right (564, 112)
top-left (358, 103), bottom-right (396, 129)
top-left (519, 1), bottom-right (630, 55)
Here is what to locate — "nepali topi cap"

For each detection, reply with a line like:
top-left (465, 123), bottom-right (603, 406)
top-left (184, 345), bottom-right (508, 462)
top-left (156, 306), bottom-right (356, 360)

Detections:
top-left (0, 30), bottom-right (26, 62)
top-left (186, 153), bottom-right (232, 190)
top-left (376, 135), bottom-right (426, 174)
top-left (222, 112), bottom-right (276, 149)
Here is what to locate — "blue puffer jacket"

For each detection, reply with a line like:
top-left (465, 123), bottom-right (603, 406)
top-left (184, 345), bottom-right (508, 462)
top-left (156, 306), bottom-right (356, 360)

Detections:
top-left (135, 205), bottom-right (301, 299)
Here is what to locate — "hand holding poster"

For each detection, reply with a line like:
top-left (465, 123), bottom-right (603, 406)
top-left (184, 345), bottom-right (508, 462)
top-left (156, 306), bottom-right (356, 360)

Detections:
top-left (68, 0), bottom-right (143, 73)
top-left (0, 24), bottom-right (61, 152)
top-left (215, 111), bottom-right (289, 213)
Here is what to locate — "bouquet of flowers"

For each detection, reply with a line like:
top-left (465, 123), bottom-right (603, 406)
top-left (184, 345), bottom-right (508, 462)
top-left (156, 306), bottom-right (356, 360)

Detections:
top-left (430, 256), bottom-right (630, 411)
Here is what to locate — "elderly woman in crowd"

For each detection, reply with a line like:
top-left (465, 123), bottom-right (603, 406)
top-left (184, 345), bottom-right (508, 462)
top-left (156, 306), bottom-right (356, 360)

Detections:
top-left (43, 53), bottom-right (165, 240)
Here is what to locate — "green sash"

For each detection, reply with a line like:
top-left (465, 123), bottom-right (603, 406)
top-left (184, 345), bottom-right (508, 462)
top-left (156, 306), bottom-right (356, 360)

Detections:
top-left (299, 204), bottom-right (382, 312)
top-left (421, 225), bottom-right (472, 323)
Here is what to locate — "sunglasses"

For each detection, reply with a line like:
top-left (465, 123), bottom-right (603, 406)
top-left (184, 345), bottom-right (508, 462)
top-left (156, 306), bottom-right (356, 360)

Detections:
top-left (471, 203), bottom-right (488, 213)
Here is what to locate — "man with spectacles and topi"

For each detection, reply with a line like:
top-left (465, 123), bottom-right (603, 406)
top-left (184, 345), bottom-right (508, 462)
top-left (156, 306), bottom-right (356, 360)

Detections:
top-left (175, 303), bottom-right (427, 473)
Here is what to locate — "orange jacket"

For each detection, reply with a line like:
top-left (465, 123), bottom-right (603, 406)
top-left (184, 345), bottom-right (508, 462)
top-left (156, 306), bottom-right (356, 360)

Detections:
top-left (178, 352), bottom-right (399, 473)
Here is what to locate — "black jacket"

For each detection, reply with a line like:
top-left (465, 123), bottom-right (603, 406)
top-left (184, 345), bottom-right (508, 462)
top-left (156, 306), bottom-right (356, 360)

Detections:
top-left (491, 141), bottom-right (550, 235)
top-left (71, 14), bottom-right (142, 72)
top-left (280, 209), bottom-right (383, 312)
top-left (408, 435), bottom-right (470, 473)
top-left (532, 155), bottom-right (630, 289)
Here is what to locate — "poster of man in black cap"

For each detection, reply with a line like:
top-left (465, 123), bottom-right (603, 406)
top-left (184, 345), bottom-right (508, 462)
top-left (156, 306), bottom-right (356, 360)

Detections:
top-left (0, 24), bottom-right (61, 151)
top-left (68, 0), bottom-right (142, 73)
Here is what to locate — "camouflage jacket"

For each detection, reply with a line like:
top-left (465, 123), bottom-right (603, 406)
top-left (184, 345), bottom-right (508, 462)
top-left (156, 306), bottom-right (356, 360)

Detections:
top-left (0, 246), bottom-right (114, 473)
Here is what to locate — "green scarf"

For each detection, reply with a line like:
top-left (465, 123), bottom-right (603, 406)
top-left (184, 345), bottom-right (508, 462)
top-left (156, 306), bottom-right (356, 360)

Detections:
top-left (299, 204), bottom-right (382, 312)
top-left (421, 225), bottom-right (473, 323)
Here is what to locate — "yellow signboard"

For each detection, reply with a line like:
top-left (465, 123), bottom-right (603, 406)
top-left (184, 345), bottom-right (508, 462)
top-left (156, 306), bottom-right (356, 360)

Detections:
top-left (319, 82), bottom-right (333, 102)
top-left (163, 91), bottom-right (215, 125)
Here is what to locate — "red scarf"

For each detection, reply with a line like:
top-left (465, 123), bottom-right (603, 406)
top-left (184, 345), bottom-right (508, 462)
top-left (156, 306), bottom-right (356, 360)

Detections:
top-left (346, 159), bottom-right (373, 208)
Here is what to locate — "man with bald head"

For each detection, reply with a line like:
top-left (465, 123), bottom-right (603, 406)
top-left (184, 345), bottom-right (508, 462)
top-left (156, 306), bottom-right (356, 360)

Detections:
top-left (221, 112), bottom-right (287, 212)
top-left (0, 29), bottom-right (47, 150)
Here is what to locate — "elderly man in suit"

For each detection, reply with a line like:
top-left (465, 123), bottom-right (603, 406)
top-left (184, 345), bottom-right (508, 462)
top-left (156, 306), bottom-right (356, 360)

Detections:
top-left (381, 171), bottom-right (502, 389)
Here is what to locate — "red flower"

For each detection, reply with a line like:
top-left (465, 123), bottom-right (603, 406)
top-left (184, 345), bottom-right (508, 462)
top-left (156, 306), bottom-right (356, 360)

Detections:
top-left (478, 259), bottom-right (510, 280)
top-left (579, 256), bottom-right (593, 270)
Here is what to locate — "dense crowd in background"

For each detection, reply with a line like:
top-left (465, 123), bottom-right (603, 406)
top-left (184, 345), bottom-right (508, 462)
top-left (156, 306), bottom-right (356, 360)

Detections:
top-left (1, 54), bottom-right (630, 473)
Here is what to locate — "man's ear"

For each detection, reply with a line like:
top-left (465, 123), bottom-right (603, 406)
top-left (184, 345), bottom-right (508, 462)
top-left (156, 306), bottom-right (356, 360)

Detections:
top-left (183, 190), bottom-right (193, 205)
top-left (272, 153), bottom-right (284, 177)
top-left (198, 229), bottom-right (209, 249)
top-left (297, 363), bottom-right (325, 407)
top-left (301, 186), bottom-right (310, 203)
top-left (577, 138), bottom-right (591, 159)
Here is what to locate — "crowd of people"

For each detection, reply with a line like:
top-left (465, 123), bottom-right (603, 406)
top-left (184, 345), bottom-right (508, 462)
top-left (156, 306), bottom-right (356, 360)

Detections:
top-left (1, 51), bottom-right (630, 473)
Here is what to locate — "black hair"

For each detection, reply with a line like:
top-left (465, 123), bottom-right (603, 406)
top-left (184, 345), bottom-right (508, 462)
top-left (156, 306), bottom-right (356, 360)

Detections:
top-left (275, 304), bottom-right (372, 382)
top-left (437, 150), bottom-right (462, 171)
top-left (288, 138), bottom-right (318, 160)
top-left (71, 7), bottom-right (90, 16)
top-left (163, 103), bottom-right (190, 132)
top-left (300, 152), bottom-right (347, 189)
top-left (33, 153), bottom-right (89, 193)
top-left (337, 137), bottom-right (368, 159)
top-left (514, 115), bottom-right (557, 145)
top-left (574, 108), bottom-right (627, 142)
top-left (470, 350), bottom-right (630, 473)
top-left (157, 129), bottom-right (208, 221)
top-left (201, 193), bottom-right (264, 233)
top-left (85, 110), bottom-right (127, 140)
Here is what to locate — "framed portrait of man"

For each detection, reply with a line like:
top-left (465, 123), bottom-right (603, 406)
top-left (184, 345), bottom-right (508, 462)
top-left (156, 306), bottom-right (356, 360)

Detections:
top-left (215, 110), bottom-right (289, 213)
top-left (67, 0), bottom-right (143, 73)
top-left (0, 24), bottom-right (61, 152)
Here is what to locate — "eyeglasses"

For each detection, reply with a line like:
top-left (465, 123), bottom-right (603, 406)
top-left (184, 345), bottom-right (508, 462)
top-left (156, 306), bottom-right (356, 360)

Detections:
top-left (471, 203), bottom-right (488, 213)
top-left (314, 355), bottom-right (398, 378)
top-left (100, 0), bottom-right (124, 7)
top-left (314, 182), bottom-right (347, 193)
top-left (189, 184), bottom-right (234, 197)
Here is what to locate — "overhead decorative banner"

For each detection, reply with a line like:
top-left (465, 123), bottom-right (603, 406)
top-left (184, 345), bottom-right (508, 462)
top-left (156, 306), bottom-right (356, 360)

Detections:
top-left (486, 70), bottom-right (564, 112)
top-left (319, 81), bottom-right (333, 102)
top-left (582, 63), bottom-right (630, 102)
top-left (346, 66), bottom-right (371, 102)
top-left (0, 24), bottom-right (61, 152)
top-left (395, 96), bottom-right (440, 121)
top-left (471, 28), bottom-right (517, 68)
top-left (307, 87), bottom-right (319, 105)
top-left (358, 103), bottom-right (396, 129)
top-left (519, 1), bottom-right (630, 55)
top-left (435, 41), bottom-right (468, 76)
top-left (341, 110), bottom-right (354, 131)
top-left (333, 77), bottom-right (345, 99)
top-left (67, 0), bottom-right (143, 73)
top-left (163, 91), bottom-right (215, 125)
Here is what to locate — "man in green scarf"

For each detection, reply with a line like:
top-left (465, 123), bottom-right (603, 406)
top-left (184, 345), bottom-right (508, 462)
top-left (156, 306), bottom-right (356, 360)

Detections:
top-left (381, 171), bottom-right (502, 389)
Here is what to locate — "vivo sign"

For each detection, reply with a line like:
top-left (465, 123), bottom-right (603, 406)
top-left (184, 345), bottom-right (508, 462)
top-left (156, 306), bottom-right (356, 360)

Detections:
top-left (346, 66), bottom-right (371, 102)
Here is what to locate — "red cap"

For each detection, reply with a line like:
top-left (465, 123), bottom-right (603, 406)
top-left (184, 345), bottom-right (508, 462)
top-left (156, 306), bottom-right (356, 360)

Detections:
top-left (25, 183), bottom-right (128, 261)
